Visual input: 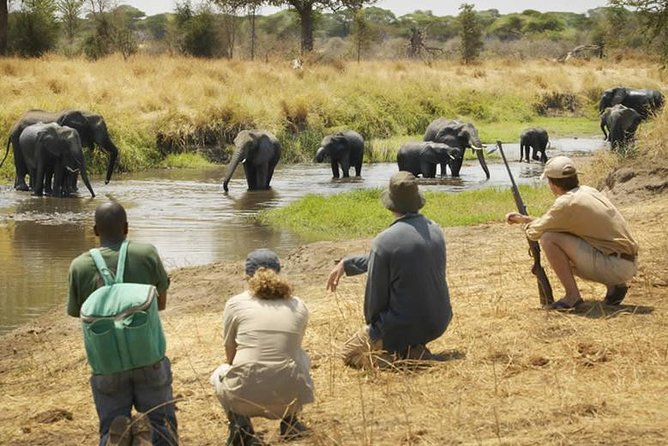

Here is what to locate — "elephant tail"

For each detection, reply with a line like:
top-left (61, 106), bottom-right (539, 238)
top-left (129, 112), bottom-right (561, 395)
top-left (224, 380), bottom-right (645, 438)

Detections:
top-left (0, 138), bottom-right (10, 168)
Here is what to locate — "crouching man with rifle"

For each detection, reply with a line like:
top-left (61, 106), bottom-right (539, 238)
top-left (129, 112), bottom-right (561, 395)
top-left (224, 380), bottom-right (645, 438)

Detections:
top-left (503, 150), bottom-right (639, 310)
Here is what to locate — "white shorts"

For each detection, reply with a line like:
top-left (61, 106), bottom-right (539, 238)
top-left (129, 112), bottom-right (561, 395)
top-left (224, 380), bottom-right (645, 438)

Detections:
top-left (572, 238), bottom-right (637, 286)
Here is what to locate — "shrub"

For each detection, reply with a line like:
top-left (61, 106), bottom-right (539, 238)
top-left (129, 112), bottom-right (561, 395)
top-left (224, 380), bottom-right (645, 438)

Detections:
top-left (8, 0), bottom-right (59, 57)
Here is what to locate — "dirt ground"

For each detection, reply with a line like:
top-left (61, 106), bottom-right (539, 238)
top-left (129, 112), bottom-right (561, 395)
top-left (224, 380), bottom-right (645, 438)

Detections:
top-left (0, 173), bottom-right (666, 445)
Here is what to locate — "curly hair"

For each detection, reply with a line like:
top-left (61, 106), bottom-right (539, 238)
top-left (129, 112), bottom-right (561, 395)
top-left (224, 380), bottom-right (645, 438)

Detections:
top-left (247, 267), bottom-right (293, 300)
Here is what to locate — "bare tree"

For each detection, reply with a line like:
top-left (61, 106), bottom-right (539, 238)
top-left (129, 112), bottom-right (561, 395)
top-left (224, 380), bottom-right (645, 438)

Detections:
top-left (57, 0), bottom-right (85, 43)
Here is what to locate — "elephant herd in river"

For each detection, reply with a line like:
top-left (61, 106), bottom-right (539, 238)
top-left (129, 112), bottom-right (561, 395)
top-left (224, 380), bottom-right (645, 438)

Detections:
top-left (0, 86), bottom-right (663, 195)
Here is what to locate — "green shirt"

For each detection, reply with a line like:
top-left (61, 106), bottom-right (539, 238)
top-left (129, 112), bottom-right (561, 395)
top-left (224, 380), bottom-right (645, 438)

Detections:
top-left (68, 240), bottom-right (170, 317)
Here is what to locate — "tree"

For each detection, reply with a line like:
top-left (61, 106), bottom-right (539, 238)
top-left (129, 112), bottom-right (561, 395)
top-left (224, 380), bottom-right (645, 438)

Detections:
top-left (458, 3), bottom-right (483, 64)
top-left (266, 0), bottom-right (377, 54)
top-left (57, 0), bottom-right (85, 43)
top-left (0, 0), bottom-right (7, 55)
top-left (9, 0), bottom-right (60, 57)
top-left (609, 0), bottom-right (668, 62)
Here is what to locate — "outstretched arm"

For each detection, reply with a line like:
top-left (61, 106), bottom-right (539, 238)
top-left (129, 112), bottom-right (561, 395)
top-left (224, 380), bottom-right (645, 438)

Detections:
top-left (326, 254), bottom-right (369, 292)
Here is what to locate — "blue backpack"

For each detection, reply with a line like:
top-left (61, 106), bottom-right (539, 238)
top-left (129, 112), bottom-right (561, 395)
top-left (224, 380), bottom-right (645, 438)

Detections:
top-left (80, 240), bottom-right (166, 375)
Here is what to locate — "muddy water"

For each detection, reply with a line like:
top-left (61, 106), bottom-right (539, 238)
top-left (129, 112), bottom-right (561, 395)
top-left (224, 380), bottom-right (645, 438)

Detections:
top-left (0, 138), bottom-right (604, 333)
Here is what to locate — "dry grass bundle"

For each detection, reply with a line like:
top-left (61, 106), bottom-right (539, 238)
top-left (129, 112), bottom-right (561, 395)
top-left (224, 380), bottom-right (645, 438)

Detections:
top-left (0, 191), bottom-right (665, 445)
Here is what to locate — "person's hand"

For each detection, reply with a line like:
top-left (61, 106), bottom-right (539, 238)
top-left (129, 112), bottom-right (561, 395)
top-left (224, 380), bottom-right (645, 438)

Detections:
top-left (505, 212), bottom-right (528, 225)
top-left (326, 260), bottom-right (346, 292)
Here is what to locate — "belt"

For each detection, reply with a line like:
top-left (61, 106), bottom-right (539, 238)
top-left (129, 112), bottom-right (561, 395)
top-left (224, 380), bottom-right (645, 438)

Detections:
top-left (610, 252), bottom-right (636, 262)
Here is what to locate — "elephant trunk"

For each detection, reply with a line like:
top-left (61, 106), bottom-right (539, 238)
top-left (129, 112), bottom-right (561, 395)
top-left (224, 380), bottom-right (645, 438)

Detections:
top-left (315, 146), bottom-right (327, 162)
top-left (101, 138), bottom-right (118, 184)
top-left (77, 158), bottom-right (95, 198)
top-left (472, 146), bottom-right (490, 179)
top-left (223, 147), bottom-right (245, 192)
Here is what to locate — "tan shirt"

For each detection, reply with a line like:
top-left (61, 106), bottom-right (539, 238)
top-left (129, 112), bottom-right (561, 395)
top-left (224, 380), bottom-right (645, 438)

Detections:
top-left (215, 291), bottom-right (314, 418)
top-left (525, 186), bottom-right (638, 256)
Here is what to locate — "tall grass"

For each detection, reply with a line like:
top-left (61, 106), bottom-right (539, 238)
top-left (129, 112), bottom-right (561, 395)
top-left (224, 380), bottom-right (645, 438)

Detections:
top-left (0, 55), bottom-right (665, 182)
top-left (257, 185), bottom-right (555, 240)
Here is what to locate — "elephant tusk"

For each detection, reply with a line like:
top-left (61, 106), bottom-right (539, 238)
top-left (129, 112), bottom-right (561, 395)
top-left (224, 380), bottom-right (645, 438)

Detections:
top-left (66, 167), bottom-right (80, 173)
top-left (471, 145), bottom-right (484, 151)
top-left (486, 146), bottom-right (498, 155)
top-left (241, 158), bottom-right (247, 164)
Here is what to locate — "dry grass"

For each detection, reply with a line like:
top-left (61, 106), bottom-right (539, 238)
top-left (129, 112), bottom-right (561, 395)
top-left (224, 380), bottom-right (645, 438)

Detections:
top-left (0, 191), bottom-right (666, 445)
top-left (1, 55), bottom-right (667, 177)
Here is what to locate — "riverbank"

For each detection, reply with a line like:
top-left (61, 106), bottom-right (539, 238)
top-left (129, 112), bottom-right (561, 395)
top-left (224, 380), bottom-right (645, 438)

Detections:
top-left (1, 181), bottom-right (666, 445)
top-left (4, 55), bottom-right (664, 181)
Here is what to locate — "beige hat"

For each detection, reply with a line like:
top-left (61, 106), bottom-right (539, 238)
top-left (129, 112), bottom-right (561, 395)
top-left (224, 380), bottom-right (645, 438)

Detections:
top-left (540, 156), bottom-right (578, 180)
top-left (381, 171), bottom-right (426, 214)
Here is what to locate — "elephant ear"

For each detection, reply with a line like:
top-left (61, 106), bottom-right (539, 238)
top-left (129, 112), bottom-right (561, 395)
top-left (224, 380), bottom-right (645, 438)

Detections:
top-left (611, 88), bottom-right (627, 105)
top-left (59, 110), bottom-right (94, 148)
top-left (253, 133), bottom-right (275, 164)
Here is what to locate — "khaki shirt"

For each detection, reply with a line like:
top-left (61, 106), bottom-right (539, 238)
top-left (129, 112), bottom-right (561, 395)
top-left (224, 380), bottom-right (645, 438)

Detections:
top-left (525, 185), bottom-right (638, 256)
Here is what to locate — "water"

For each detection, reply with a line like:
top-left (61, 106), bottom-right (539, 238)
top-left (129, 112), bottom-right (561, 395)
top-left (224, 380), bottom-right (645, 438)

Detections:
top-left (0, 138), bottom-right (604, 333)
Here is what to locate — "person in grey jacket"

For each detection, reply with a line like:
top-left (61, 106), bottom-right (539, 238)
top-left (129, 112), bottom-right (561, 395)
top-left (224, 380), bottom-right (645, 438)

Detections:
top-left (327, 171), bottom-right (452, 369)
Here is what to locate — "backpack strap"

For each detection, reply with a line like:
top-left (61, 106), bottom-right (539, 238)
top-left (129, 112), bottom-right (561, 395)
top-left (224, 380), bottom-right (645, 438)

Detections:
top-left (115, 240), bottom-right (129, 284)
top-left (89, 248), bottom-right (115, 287)
top-left (88, 240), bottom-right (130, 286)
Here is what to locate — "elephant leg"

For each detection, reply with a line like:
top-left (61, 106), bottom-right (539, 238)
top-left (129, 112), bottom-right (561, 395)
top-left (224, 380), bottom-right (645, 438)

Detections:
top-left (12, 137), bottom-right (30, 191)
top-left (243, 164), bottom-right (257, 190)
top-left (33, 162), bottom-right (45, 197)
top-left (439, 162), bottom-right (448, 177)
top-left (354, 162), bottom-right (362, 177)
top-left (44, 169), bottom-right (54, 195)
top-left (531, 146), bottom-right (540, 161)
top-left (519, 144), bottom-right (524, 162)
top-left (330, 160), bottom-right (339, 179)
top-left (255, 164), bottom-right (269, 189)
top-left (340, 154), bottom-right (351, 178)
top-left (419, 160), bottom-right (435, 178)
top-left (52, 163), bottom-right (64, 198)
top-left (450, 156), bottom-right (464, 177)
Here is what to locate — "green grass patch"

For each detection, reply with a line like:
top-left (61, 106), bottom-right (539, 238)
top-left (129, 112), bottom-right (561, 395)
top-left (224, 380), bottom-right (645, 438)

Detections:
top-left (160, 153), bottom-right (214, 168)
top-left (257, 185), bottom-right (554, 241)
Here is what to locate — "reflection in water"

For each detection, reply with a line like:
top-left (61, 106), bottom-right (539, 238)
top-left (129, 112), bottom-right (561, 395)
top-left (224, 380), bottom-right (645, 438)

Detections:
top-left (0, 138), bottom-right (603, 333)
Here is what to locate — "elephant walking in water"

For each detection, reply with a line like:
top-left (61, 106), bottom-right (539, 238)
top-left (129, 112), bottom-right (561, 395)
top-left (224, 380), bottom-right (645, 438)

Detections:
top-left (397, 141), bottom-right (459, 178)
top-left (18, 123), bottom-right (95, 197)
top-left (519, 127), bottom-right (550, 163)
top-left (223, 130), bottom-right (281, 192)
top-left (3, 109), bottom-right (119, 191)
top-left (315, 130), bottom-right (364, 178)
top-left (600, 104), bottom-right (642, 151)
top-left (423, 118), bottom-right (490, 179)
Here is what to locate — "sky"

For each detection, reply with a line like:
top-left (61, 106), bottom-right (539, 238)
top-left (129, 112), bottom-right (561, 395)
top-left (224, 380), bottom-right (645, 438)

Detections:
top-left (121, 1), bottom-right (611, 17)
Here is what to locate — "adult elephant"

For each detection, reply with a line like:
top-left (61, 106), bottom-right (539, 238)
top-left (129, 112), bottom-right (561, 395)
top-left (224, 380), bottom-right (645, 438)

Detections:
top-left (315, 130), bottom-right (364, 178)
top-left (598, 87), bottom-right (664, 120)
top-left (601, 104), bottom-right (642, 151)
top-left (397, 141), bottom-right (459, 178)
top-left (3, 109), bottom-right (118, 190)
top-left (519, 127), bottom-right (550, 163)
top-left (423, 118), bottom-right (490, 179)
top-left (18, 123), bottom-right (95, 197)
top-left (223, 130), bottom-right (281, 192)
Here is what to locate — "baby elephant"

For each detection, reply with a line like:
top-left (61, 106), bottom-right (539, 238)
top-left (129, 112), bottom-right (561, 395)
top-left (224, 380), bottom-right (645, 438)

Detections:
top-left (315, 130), bottom-right (364, 178)
top-left (397, 141), bottom-right (460, 178)
top-left (519, 128), bottom-right (550, 163)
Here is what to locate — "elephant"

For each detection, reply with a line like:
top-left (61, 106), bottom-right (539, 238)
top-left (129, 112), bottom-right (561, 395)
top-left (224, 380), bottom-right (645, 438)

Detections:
top-left (423, 118), bottom-right (490, 179)
top-left (315, 130), bottom-right (364, 178)
top-left (3, 109), bottom-right (119, 191)
top-left (519, 127), bottom-right (550, 163)
top-left (397, 141), bottom-right (460, 178)
top-left (223, 130), bottom-right (281, 192)
top-left (17, 122), bottom-right (95, 197)
top-left (600, 104), bottom-right (642, 151)
top-left (598, 87), bottom-right (664, 120)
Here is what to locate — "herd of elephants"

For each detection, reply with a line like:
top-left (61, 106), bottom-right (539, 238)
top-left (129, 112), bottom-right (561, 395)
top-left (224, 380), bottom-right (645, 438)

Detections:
top-left (0, 86), bottom-right (664, 197)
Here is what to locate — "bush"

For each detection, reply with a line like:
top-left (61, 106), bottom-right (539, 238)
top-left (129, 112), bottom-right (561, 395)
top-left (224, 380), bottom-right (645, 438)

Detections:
top-left (8, 1), bottom-right (59, 57)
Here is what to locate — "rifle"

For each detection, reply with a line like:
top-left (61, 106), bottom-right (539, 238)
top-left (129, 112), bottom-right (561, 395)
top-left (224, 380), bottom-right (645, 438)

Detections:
top-left (496, 141), bottom-right (554, 306)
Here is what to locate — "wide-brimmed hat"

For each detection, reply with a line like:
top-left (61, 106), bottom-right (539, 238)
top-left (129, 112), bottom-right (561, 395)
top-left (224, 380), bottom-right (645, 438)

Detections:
top-left (380, 171), bottom-right (426, 214)
top-left (245, 248), bottom-right (281, 276)
top-left (540, 156), bottom-right (578, 180)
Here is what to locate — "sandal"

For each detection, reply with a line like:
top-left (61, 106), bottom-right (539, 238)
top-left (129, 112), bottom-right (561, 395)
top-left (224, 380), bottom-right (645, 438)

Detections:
top-left (545, 298), bottom-right (583, 311)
